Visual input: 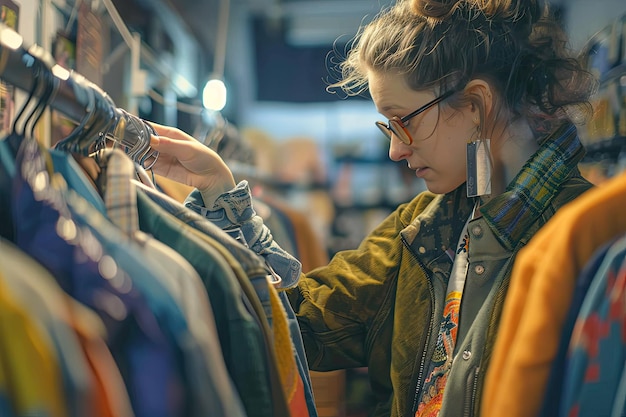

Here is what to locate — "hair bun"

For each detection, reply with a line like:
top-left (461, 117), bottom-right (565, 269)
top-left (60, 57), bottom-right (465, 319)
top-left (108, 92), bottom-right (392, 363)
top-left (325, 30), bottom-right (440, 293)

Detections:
top-left (410, 0), bottom-right (543, 28)
top-left (410, 0), bottom-right (461, 21)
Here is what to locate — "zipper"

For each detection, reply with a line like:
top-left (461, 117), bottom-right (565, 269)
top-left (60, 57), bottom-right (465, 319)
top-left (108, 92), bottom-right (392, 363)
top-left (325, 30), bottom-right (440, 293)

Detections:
top-left (463, 367), bottom-right (480, 417)
top-left (402, 235), bottom-right (436, 416)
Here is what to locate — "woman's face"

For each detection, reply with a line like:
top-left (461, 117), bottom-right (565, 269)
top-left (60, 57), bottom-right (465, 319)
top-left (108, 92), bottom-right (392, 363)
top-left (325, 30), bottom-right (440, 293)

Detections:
top-left (369, 71), bottom-right (477, 195)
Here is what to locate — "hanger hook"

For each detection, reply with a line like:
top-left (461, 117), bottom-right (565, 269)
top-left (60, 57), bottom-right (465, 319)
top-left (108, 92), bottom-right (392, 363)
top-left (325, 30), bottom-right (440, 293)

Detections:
top-left (54, 72), bottom-right (97, 154)
top-left (26, 61), bottom-right (59, 139)
top-left (11, 55), bottom-right (44, 137)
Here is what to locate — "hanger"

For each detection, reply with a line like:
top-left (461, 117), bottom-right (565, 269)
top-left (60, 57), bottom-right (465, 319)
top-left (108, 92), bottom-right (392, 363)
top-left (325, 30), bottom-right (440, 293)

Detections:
top-left (135, 120), bottom-right (159, 170)
top-left (25, 61), bottom-right (60, 140)
top-left (103, 107), bottom-right (158, 169)
top-left (53, 72), bottom-right (98, 156)
top-left (10, 61), bottom-right (45, 139)
top-left (72, 82), bottom-right (119, 161)
top-left (0, 56), bottom-right (59, 241)
top-left (2, 52), bottom-right (54, 162)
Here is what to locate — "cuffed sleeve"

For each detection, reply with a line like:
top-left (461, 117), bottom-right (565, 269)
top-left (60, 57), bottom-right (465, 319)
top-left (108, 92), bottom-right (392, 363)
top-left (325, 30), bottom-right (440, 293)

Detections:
top-left (184, 180), bottom-right (303, 289)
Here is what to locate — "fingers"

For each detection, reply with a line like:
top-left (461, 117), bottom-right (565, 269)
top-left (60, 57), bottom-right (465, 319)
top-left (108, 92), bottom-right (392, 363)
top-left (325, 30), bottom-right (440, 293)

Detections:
top-left (150, 135), bottom-right (204, 163)
top-left (147, 121), bottom-right (197, 143)
top-left (144, 121), bottom-right (236, 191)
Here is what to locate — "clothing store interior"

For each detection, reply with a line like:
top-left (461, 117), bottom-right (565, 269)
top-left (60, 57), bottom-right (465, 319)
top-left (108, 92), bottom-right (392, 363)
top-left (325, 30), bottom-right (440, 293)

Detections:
top-left (1, 0), bottom-right (626, 416)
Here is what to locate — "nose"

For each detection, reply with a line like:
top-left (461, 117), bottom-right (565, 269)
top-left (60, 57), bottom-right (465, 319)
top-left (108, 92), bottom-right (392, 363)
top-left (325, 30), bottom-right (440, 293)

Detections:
top-left (388, 135), bottom-right (411, 162)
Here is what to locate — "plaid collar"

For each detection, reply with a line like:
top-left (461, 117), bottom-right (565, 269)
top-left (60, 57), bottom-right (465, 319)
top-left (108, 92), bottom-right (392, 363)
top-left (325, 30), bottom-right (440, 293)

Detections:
top-left (480, 123), bottom-right (585, 249)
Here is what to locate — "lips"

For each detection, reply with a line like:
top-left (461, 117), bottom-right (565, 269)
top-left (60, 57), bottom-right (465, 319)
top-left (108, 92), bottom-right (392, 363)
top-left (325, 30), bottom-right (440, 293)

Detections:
top-left (414, 167), bottom-right (429, 178)
top-left (408, 162), bottom-right (428, 176)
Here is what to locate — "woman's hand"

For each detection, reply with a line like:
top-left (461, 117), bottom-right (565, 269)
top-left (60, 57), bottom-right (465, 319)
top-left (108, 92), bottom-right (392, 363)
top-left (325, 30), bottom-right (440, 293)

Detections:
top-left (148, 122), bottom-right (237, 198)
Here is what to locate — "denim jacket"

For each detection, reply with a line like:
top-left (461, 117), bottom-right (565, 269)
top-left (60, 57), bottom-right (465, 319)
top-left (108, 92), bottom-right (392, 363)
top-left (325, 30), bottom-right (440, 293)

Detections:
top-left (185, 123), bottom-right (593, 417)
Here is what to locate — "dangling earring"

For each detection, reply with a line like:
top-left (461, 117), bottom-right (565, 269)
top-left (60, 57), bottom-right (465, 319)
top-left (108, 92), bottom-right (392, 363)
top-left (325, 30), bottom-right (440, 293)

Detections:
top-left (466, 122), bottom-right (492, 198)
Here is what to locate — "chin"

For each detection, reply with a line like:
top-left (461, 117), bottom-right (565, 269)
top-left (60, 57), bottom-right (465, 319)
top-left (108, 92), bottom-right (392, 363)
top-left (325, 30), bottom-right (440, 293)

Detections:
top-left (424, 182), bottom-right (462, 195)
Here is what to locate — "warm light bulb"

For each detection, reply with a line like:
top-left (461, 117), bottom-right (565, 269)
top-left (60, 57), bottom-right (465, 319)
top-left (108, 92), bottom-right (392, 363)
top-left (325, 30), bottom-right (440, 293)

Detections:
top-left (202, 78), bottom-right (227, 111)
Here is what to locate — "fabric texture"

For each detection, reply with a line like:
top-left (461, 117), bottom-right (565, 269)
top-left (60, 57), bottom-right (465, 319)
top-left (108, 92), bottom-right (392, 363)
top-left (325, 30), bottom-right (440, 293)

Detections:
top-left (165, 180), bottom-right (317, 416)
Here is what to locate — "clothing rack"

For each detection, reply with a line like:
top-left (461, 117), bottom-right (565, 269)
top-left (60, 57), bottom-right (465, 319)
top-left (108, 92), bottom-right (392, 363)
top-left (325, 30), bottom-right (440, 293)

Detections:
top-left (0, 22), bottom-right (157, 167)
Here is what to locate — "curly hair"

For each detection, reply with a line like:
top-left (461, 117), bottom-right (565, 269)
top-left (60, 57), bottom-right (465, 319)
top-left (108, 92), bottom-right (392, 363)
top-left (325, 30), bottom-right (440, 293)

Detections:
top-left (328, 0), bottom-right (597, 128)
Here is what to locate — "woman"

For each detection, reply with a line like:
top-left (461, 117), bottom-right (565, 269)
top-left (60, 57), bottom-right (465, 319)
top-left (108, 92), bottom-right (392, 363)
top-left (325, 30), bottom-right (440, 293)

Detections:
top-left (149, 0), bottom-right (597, 415)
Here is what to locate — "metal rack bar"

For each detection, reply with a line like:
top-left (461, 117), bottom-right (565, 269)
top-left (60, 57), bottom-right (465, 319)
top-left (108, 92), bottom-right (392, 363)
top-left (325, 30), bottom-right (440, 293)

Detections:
top-left (0, 22), bottom-right (158, 168)
top-left (0, 23), bottom-right (91, 124)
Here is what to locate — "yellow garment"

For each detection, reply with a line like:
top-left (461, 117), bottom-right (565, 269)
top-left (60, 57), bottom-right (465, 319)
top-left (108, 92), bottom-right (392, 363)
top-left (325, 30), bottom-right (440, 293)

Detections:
top-left (483, 170), bottom-right (626, 417)
top-left (0, 276), bottom-right (68, 417)
top-left (269, 284), bottom-right (298, 403)
top-left (154, 174), bottom-right (194, 203)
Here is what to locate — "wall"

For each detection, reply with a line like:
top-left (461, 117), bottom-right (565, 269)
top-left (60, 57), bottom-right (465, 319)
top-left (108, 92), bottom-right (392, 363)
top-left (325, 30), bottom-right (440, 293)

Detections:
top-left (226, 0), bottom-right (383, 149)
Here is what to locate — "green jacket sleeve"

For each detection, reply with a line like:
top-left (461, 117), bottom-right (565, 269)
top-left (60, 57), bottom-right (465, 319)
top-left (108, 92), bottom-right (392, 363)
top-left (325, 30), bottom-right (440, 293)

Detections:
top-left (290, 193), bottom-right (434, 371)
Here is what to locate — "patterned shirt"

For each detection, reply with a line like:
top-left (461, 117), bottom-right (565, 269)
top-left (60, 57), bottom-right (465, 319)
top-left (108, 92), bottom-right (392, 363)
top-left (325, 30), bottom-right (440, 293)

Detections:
top-left (416, 215), bottom-right (472, 416)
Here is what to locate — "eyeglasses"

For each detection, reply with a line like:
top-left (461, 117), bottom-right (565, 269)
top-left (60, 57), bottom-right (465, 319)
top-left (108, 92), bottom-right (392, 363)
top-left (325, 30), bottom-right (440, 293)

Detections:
top-left (375, 89), bottom-right (455, 145)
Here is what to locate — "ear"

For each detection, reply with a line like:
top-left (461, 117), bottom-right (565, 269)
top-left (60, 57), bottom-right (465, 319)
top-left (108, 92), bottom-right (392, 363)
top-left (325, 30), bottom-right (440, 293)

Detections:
top-left (463, 79), bottom-right (495, 127)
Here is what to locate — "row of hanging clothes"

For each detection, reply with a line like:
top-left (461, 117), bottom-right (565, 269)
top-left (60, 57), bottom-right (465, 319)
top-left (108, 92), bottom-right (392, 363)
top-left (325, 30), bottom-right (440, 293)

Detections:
top-left (0, 23), bottom-right (317, 417)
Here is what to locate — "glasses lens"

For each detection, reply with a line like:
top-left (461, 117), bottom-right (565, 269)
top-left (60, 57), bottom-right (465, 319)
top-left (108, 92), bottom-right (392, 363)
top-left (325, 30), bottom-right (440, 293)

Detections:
top-left (389, 119), bottom-right (412, 145)
top-left (375, 121), bottom-right (392, 140)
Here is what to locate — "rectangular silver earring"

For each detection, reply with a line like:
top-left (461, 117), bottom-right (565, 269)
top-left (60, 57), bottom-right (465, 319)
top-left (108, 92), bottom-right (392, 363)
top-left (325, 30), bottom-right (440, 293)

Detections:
top-left (466, 139), bottom-right (492, 197)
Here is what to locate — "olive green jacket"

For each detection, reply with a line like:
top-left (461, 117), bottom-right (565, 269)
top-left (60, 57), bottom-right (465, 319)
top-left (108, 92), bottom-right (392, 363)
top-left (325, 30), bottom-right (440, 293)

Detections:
top-left (289, 124), bottom-right (593, 417)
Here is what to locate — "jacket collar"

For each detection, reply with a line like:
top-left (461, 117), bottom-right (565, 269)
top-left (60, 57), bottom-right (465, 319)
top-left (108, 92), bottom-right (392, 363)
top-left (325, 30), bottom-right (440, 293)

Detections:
top-left (401, 187), bottom-right (474, 271)
top-left (480, 122), bottom-right (585, 250)
top-left (401, 123), bottom-right (585, 263)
